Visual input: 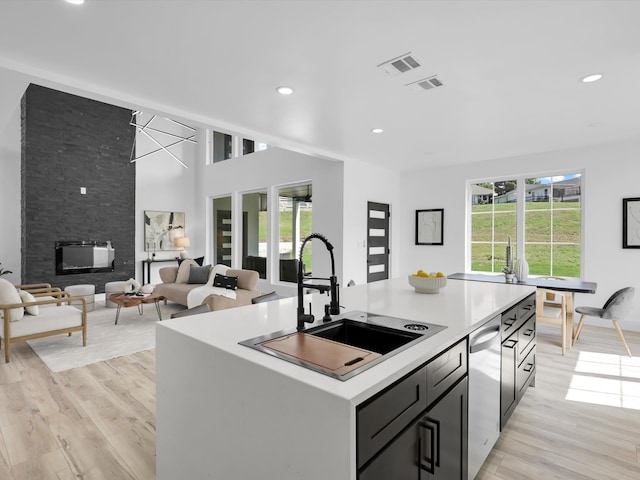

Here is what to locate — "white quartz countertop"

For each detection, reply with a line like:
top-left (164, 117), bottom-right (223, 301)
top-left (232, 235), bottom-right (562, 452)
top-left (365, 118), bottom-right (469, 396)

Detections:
top-left (157, 277), bottom-right (535, 404)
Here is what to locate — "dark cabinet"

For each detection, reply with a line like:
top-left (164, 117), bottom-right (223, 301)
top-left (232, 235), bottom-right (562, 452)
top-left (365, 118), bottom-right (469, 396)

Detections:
top-left (360, 377), bottom-right (468, 480)
top-left (500, 293), bottom-right (536, 430)
top-left (500, 333), bottom-right (518, 427)
top-left (358, 339), bottom-right (468, 480)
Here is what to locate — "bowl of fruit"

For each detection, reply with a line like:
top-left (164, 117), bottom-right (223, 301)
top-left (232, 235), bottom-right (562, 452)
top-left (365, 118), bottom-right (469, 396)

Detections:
top-left (408, 270), bottom-right (447, 294)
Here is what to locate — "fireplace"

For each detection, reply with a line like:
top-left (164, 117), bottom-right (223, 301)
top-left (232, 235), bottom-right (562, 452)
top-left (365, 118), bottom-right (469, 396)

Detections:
top-left (55, 241), bottom-right (115, 275)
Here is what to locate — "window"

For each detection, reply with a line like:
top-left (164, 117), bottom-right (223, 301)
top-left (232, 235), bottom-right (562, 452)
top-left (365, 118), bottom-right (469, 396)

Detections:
top-left (469, 173), bottom-right (582, 277)
top-left (212, 196), bottom-right (232, 266)
top-left (470, 180), bottom-right (517, 273)
top-left (242, 137), bottom-right (268, 155)
top-left (211, 130), bottom-right (269, 163)
top-left (212, 131), bottom-right (232, 163)
top-left (242, 191), bottom-right (268, 279)
top-left (278, 184), bottom-right (312, 283)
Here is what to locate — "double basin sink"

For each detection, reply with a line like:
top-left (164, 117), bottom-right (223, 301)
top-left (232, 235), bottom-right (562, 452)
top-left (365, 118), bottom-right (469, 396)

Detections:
top-left (240, 311), bottom-right (446, 380)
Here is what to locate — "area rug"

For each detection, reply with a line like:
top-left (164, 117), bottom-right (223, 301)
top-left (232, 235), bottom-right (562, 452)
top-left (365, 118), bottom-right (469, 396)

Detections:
top-left (27, 300), bottom-right (184, 372)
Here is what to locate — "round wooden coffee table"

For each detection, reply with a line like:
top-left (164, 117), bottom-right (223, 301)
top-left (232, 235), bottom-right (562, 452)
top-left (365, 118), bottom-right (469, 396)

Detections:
top-left (108, 291), bottom-right (166, 325)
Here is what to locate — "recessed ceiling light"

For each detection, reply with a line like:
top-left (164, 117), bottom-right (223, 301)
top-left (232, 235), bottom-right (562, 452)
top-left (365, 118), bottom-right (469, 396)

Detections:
top-left (582, 73), bottom-right (603, 83)
top-left (276, 86), bottom-right (294, 95)
top-left (371, 128), bottom-right (384, 134)
top-left (65, 0), bottom-right (85, 4)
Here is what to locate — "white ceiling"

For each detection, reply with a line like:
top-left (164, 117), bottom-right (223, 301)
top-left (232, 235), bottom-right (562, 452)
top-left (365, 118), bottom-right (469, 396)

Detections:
top-left (1, 0), bottom-right (639, 172)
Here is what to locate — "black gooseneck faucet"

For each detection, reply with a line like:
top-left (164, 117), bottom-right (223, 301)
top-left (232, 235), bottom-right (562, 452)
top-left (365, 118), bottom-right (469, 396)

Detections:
top-left (297, 233), bottom-right (340, 331)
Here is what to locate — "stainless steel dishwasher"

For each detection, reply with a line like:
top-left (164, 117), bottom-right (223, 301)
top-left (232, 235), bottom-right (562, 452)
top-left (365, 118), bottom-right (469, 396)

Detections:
top-left (468, 314), bottom-right (502, 480)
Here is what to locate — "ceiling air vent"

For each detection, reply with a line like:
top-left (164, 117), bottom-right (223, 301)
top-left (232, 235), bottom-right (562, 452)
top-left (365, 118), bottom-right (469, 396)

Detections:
top-left (378, 52), bottom-right (421, 76)
top-left (406, 75), bottom-right (445, 92)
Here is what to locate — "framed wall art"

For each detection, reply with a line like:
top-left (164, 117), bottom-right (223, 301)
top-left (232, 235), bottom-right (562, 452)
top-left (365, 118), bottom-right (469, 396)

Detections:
top-left (416, 209), bottom-right (444, 245)
top-left (144, 210), bottom-right (185, 251)
top-left (622, 198), bottom-right (640, 248)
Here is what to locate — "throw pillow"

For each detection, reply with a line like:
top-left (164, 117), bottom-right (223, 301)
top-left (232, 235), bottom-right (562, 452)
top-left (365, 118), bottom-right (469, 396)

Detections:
top-left (188, 265), bottom-right (211, 284)
top-left (177, 256), bottom-right (205, 267)
top-left (0, 278), bottom-right (24, 321)
top-left (176, 259), bottom-right (198, 284)
top-left (18, 289), bottom-right (39, 316)
top-left (213, 274), bottom-right (238, 290)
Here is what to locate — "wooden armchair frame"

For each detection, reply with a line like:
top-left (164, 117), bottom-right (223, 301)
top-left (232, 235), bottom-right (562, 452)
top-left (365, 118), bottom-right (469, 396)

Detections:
top-left (1, 285), bottom-right (87, 362)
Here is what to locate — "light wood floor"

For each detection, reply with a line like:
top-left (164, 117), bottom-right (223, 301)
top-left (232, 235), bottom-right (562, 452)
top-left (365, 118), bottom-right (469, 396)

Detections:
top-left (0, 324), bottom-right (639, 479)
top-left (478, 324), bottom-right (640, 480)
top-left (0, 345), bottom-right (156, 479)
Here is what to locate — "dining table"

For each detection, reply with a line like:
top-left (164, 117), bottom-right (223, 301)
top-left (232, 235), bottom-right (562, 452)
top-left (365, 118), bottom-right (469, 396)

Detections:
top-left (448, 272), bottom-right (597, 352)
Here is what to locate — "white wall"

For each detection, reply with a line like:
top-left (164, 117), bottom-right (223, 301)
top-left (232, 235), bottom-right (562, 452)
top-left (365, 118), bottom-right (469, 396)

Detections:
top-left (399, 139), bottom-right (640, 331)
top-left (194, 145), bottom-right (344, 297)
top-left (342, 159), bottom-right (402, 287)
top-left (0, 102), bottom-right (22, 285)
top-left (135, 123), bottom-right (198, 284)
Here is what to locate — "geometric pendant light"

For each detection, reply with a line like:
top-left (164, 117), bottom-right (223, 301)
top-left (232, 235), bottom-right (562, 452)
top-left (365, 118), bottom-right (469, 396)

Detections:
top-left (129, 111), bottom-right (197, 168)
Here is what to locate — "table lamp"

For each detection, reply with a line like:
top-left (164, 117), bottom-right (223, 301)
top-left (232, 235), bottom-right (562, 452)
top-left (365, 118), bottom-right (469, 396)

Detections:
top-left (175, 237), bottom-right (191, 259)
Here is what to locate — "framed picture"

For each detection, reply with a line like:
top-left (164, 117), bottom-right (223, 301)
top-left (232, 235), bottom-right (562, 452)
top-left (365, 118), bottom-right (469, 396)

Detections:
top-left (144, 210), bottom-right (185, 251)
top-left (416, 209), bottom-right (444, 245)
top-left (622, 198), bottom-right (640, 248)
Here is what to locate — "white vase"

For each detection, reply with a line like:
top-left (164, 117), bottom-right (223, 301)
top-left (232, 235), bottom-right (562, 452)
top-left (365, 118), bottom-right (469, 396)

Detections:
top-left (515, 258), bottom-right (529, 281)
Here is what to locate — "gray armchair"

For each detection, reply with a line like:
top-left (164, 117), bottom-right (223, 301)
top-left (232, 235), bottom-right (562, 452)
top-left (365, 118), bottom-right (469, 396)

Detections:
top-left (573, 287), bottom-right (635, 356)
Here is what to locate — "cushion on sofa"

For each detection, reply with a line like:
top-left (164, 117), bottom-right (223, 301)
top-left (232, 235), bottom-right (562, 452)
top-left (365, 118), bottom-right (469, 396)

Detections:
top-left (159, 266), bottom-right (179, 284)
top-left (203, 289), bottom-right (262, 311)
top-left (176, 259), bottom-right (198, 283)
top-left (226, 269), bottom-right (259, 291)
top-left (0, 304), bottom-right (82, 339)
top-left (0, 278), bottom-right (24, 321)
top-left (18, 290), bottom-right (39, 315)
top-left (188, 265), bottom-right (211, 284)
top-left (213, 273), bottom-right (238, 290)
top-left (178, 256), bottom-right (204, 266)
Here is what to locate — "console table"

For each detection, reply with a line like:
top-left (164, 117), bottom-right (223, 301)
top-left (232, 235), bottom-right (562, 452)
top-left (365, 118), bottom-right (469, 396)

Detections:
top-left (142, 258), bottom-right (177, 285)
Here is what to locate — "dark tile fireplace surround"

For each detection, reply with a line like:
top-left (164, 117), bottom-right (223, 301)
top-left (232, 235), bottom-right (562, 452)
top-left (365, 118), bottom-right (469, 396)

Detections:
top-left (21, 84), bottom-right (136, 293)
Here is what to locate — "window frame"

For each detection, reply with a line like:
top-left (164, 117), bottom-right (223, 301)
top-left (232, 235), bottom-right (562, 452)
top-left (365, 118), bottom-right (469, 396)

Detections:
top-left (467, 170), bottom-right (585, 279)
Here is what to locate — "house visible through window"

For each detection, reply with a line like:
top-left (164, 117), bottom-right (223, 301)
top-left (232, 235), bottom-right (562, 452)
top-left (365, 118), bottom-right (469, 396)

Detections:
top-left (469, 173), bottom-right (582, 277)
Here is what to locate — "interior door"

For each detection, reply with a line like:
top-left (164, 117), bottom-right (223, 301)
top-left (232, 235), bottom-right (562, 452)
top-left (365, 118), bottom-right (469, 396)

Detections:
top-left (367, 202), bottom-right (390, 283)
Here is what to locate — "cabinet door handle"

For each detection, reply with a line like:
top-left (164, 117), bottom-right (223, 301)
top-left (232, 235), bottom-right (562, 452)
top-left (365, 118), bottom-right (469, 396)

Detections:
top-left (523, 328), bottom-right (535, 337)
top-left (504, 317), bottom-right (516, 326)
top-left (504, 339), bottom-right (518, 349)
top-left (524, 362), bottom-right (534, 373)
top-left (419, 418), bottom-right (440, 473)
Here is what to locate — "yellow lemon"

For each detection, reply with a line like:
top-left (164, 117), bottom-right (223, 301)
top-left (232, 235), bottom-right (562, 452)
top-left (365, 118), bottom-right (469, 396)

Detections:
top-left (436, 272), bottom-right (445, 277)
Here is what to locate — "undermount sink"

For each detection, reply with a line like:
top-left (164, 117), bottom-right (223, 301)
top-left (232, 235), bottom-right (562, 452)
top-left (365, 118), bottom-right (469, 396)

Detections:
top-left (307, 319), bottom-right (421, 355)
top-left (239, 311), bottom-right (446, 381)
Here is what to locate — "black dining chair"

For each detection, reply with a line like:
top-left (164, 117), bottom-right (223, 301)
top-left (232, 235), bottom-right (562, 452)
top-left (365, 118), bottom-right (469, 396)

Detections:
top-left (573, 287), bottom-right (635, 356)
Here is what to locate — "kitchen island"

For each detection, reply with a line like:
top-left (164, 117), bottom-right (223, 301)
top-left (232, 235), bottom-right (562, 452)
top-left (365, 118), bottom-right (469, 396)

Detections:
top-left (156, 277), bottom-right (535, 480)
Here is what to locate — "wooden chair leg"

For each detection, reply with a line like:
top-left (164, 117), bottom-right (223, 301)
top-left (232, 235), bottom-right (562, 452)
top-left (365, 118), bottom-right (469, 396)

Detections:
top-left (561, 317), bottom-right (567, 356)
top-left (573, 314), bottom-right (586, 344)
top-left (612, 319), bottom-right (632, 357)
top-left (567, 313), bottom-right (575, 350)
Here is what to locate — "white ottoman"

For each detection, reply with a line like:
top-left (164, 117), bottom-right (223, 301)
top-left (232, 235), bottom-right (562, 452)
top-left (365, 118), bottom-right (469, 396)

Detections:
top-left (66, 284), bottom-right (96, 312)
top-left (105, 281), bottom-right (129, 308)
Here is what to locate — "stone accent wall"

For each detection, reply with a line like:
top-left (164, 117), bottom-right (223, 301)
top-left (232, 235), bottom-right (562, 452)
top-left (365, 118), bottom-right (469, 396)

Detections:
top-left (21, 84), bottom-right (135, 293)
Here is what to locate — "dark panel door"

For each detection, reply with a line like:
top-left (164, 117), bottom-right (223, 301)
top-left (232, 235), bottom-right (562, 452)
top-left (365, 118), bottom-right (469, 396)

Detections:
top-left (367, 202), bottom-right (390, 283)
